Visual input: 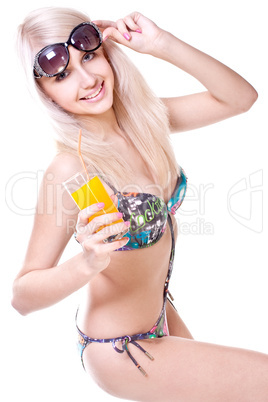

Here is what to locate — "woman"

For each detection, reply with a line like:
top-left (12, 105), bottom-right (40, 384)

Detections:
top-left (12, 6), bottom-right (267, 401)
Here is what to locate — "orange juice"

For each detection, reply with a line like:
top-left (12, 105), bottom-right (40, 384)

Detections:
top-left (71, 176), bottom-right (123, 228)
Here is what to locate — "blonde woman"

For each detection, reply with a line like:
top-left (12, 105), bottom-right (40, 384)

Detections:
top-left (12, 7), bottom-right (267, 401)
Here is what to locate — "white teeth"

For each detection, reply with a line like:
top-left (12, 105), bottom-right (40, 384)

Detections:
top-left (84, 84), bottom-right (103, 99)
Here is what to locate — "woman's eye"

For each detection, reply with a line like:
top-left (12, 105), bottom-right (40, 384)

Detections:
top-left (55, 71), bottom-right (69, 81)
top-left (83, 52), bottom-right (95, 62)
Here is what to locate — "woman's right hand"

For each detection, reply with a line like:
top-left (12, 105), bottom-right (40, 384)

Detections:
top-left (75, 203), bottom-right (130, 273)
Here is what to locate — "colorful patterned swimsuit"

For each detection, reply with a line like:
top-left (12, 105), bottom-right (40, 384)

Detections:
top-left (76, 168), bottom-right (187, 376)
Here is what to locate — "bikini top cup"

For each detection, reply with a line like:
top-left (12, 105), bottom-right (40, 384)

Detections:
top-left (112, 168), bottom-right (187, 250)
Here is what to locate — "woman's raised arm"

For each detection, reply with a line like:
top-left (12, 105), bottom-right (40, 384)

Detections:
top-left (95, 12), bottom-right (258, 132)
top-left (155, 31), bottom-right (258, 132)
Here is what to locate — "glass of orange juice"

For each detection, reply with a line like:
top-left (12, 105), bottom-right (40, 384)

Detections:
top-left (63, 172), bottom-right (126, 242)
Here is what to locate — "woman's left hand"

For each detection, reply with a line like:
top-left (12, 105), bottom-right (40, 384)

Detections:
top-left (93, 12), bottom-right (164, 55)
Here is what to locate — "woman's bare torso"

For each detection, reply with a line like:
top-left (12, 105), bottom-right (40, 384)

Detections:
top-left (58, 139), bottom-right (179, 339)
top-left (77, 218), bottom-right (177, 339)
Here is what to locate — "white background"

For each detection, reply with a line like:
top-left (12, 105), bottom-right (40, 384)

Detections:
top-left (1, 0), bottom-right (267, 401)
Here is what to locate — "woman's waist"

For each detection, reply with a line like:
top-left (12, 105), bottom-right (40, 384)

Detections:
top-left (77, 281), bottom-right (166, 339)
top-left (101, 238), bottom-right (172, 288)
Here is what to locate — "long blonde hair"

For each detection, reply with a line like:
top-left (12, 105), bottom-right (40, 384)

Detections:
top-left (17, 7), bottom-right (179, 189)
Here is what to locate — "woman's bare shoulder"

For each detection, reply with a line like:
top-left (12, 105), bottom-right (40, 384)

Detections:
top-left (45, 152), bottom-right (82, 184)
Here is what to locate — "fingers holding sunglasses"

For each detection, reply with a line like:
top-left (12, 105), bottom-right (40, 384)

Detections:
top-left (122, 15), bottom-right (142, 33)
top-left (91, 19), bottom-right (117, 30)
top-left (95, 13), bottom-right (163, 55)
top-left (100, 26), bottom-right (130, 44)
top-left (94, 14), bottom-right (140, 33)
top-left (93, 17), bottom-right (138, 43)
top-left (114, 18), bottom-right (134, 41)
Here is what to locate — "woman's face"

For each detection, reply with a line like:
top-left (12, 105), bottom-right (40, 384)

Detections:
top-left (38, 46), bottom-right (115, 118)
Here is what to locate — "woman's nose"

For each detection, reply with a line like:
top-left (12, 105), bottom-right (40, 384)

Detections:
top-left (77, 66), bottom-right (97, 88)
top-left (68, 47), bottom-right (97, 88)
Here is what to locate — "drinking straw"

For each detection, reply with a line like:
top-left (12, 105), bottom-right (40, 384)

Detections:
top-left (77, 129), bottom-right (107, 218)
top-left (78, 129), bottom-right (90, 182)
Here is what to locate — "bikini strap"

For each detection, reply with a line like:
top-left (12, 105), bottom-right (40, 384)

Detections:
top-left (164, 214), bottom-right (175, 296)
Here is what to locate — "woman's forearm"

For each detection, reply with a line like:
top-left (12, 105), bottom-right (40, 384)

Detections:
top-left (152, 30), bottom-right (257, 110)
top-left (12, 252), bottom-right (95, 315)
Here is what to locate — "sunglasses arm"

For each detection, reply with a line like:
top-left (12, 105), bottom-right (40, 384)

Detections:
top-left (33, 69), bottom-right (42, 79)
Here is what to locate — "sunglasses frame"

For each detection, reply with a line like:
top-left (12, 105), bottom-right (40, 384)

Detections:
top-left (33, 21), bottom-right (103, 79)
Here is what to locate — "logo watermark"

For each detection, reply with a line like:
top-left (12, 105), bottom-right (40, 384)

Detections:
top-left (227, 169), bottom-right (263, 233)
top-left (5, 169), bottom-right (216, 236)
top-left (7, 169), bottom-right (263, 236)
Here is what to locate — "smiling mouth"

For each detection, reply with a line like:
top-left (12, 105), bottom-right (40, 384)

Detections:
top-left (81, 83), bottom-right (103, 100)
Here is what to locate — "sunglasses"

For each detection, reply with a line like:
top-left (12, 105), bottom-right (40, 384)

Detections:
top-left (33, 22), bottom-right (102, 79)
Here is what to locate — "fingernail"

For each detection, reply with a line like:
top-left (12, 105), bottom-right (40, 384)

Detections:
top-left (136, 29), bottom-right (142, 33)
top-left (123, 33), bottom-right (131, 40)
top-left (125, 221), bottom-right (130, 227)
top-left (123, 237), bottom-right (130, 245)
top-left (97, 202), bottom-right (105, 208)
top-left (103, 36), bottom-right (109, 42)
top-left (116, 212), bottom-right (123, 218)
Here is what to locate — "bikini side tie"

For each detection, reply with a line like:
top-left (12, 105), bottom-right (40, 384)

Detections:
top-left (112, 336), bottom-right (154, 376)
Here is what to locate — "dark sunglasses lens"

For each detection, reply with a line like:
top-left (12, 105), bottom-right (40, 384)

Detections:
top-left (71, 24), bottom-right (100, 51)
top-left (38, 44), bottom-right (68, 76)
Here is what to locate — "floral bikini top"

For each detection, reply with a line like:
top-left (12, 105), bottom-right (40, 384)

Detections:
top-left (110, 167), bottom-right (187, 250)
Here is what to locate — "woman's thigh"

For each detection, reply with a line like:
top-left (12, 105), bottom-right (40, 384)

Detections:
top-left (82, 336), bottom-right (268, 402)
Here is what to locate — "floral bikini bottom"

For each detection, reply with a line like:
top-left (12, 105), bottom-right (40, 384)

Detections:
top-left (76, 298), bottom-right (170, 376)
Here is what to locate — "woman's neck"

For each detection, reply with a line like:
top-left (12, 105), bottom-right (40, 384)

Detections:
top-left (76, 107), bottom-right (123, 141)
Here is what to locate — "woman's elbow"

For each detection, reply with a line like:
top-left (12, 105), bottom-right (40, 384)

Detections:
top-left (239, 86), bottom-right (258, 113)
top-left (11, 298), bottom-right (28, 316)
top-left (11, 280), bottom-right (30, 316)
